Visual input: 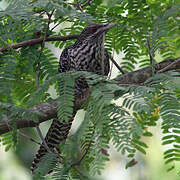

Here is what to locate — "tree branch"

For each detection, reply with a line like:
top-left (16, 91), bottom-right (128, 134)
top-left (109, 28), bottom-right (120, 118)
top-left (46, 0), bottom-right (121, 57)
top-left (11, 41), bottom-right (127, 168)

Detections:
top-left (157, 57), bottom-right (180, 73)
top-left (69, 0), bottom-right (93, 11)
top-left (81, 0), bottom-right (93, 8)
top-left (114, 57), bottom-right (180, 85)
top-left (34, 10), bottom-right (56, 153)
top-left (0, 58), bottom-right (179, 135)
top-left (0, 89), bottom-right (90, 135)
top-left (0, 35), bottom-right (79, 53)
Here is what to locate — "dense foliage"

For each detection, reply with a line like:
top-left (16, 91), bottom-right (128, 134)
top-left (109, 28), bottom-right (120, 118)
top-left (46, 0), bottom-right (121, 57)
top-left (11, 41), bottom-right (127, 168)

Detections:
top-left (0, 0), bottom-right (180, 179)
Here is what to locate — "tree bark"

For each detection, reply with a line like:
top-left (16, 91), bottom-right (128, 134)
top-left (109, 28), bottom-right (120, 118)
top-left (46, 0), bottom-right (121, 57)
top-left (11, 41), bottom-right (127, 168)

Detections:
top-left (0, 35), bottom-right (79, 53)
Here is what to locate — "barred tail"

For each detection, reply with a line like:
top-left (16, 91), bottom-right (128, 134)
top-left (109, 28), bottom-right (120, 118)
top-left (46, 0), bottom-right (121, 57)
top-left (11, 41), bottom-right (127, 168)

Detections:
top-left (31, 117), bottom-right (74, 172)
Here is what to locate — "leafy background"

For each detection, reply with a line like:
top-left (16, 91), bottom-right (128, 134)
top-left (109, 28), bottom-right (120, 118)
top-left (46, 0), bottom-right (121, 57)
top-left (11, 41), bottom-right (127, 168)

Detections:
top-left (0, 0), bottom-right (180, 179)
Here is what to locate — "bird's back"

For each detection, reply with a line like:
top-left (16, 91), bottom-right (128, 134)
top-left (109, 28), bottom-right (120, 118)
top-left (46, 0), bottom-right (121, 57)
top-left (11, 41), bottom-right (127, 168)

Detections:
top-left (59, 40), bottom-right (110, 75)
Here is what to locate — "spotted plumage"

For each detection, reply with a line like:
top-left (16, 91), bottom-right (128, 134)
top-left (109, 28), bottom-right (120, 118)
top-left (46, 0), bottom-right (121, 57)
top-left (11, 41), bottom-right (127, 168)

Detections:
top-left (31, 23), bottom-right (116, 173)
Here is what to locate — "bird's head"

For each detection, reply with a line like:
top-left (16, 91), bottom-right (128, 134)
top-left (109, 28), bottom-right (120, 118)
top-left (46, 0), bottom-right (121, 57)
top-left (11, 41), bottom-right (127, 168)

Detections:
top-left (78, 23), bottom-right (116, 42)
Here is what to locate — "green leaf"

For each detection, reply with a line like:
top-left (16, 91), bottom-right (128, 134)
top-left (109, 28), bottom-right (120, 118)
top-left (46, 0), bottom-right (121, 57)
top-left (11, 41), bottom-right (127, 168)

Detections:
top-left (134, 144), bottom-right (146, 154)
top-left (143, 131), bottom-right (153, 137)
top-left (165, 157), bottom-right (180, 165)
top-left (133, 139), bottom-right (148, 148)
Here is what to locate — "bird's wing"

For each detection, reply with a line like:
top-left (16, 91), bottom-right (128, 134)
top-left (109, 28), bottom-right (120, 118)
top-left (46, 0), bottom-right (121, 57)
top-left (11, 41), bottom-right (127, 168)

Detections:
top-left (59, 47), bottom-right (76, 73)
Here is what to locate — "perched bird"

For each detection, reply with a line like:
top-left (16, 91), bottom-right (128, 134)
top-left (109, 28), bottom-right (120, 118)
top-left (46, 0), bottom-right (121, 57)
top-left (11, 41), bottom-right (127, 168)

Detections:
top-left (31, 23), bottom-right (116, 173)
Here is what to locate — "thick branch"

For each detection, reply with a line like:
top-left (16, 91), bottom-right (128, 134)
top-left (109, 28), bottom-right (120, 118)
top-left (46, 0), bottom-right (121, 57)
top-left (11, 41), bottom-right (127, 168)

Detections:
top-left (0, 35), bottom-right (79, 53)
top-left (115, 57), bottom-right (180, 85)
top-left (0, 58), bottom-right (179, 135)
top-left (0, 89), bottom-right (90, 135)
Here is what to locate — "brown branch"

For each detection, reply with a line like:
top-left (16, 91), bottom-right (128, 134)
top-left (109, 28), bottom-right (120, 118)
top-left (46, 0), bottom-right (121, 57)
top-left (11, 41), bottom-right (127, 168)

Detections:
top-left (36, 126), bottom-right (51, 153)
top-left (81, 0), bottom-right (93, 8)
top-left (69, 0), bottom-right (93, 11)
top-left (0, 58), bottom-right (179, 135)
top-left (0, 35), bottom-right (79, 53)
top-left (157, 57), bottom-right (180, 73)
top-left (19, 130), bottom-right (41, 146)
top-left (109, 56), bottom-right (125, 74)
top-left (71, 125), bottom-right (95, 167)
top-left (76, 0), bottom-right (84, 12)
top-left (71, 139), bottom-right (93, 167)
top-left (0, 33), bottom-right (126, 77)
top-left (34, 11), bottom-right (55, 152)
top-left (114, 57), bottom-right (180, 85)
top-left (42, 10), bottom-right (55, 45)
top-left (0, 89), bottom-right (90, 135)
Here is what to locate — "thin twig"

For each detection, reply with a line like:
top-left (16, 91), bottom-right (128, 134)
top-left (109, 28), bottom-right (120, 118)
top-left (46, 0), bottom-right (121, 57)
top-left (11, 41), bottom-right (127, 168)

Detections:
top-left (19, 130), bottom-right (42, 146)
top-left (71, 125), bottom-right (95, 167)
top-left (72, 167), bottom-right (87, 178)
top-left (36, 126), bottom-right (51, 153)
top-left (3, 114), bottom-right (43, 147)
top-left (50, 22), bottom-right (61, 31)
top-left (109, 56), bottom-right (125, 74)
top-left (157, 58), bottom-right (180, 73)
top-left (69, 0), bottom-right (93, 11)
top-left (146, 39), bottom-right (156, 64)
top-left (35, 71), bottom-right (50, 153)
top-left (81, 0), bottom-right (93, 8)
top-left (71, 140), bottom-right (93, 167)
top-left (34, 10), bottom-right (56, 154)
top-left (42, 10), bottom-right (55, 46)
top-left (37, 9), bottom-right (55, 90)
top-left (3, 110), bottom-right (48, 151)
top-left (78, 140), bottom-right (92, 164)
top-left (76, 0), bottom-right (83, 12)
